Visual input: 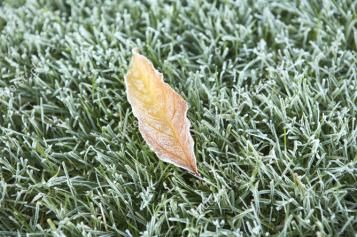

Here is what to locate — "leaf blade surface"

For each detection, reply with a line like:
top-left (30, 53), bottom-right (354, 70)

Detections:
top-left (125, 51), bottom-right (199, 176)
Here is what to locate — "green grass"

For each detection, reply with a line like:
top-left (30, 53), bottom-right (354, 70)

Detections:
top-left (0, 0), bottom-right (356, 236)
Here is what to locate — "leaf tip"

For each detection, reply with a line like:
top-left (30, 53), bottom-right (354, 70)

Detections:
top-left (192, 170), bottom-right (202, 179)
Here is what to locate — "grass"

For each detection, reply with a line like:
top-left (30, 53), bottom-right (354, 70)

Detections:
top-left (0, 0), bottom-right (356, 236)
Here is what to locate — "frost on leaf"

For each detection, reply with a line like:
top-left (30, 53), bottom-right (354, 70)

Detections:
top-left (125, 51), bottom-right (199, 177)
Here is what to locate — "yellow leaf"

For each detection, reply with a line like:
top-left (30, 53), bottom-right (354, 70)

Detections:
top-left (125, 50), bottom-right (199, 177)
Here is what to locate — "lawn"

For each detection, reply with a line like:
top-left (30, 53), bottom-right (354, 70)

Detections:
top-left (0, 0), bottom-right (356, 236)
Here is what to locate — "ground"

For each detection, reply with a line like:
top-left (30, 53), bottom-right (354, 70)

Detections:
top-left (0, 0), bottom-right (356, 236)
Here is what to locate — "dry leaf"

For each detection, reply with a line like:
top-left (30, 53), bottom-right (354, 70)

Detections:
top-left (125, 50), bottom-right (199, 177)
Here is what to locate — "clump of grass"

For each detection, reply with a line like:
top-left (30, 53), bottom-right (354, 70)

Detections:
top-left (0, 0), bottom-right (356, 236)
